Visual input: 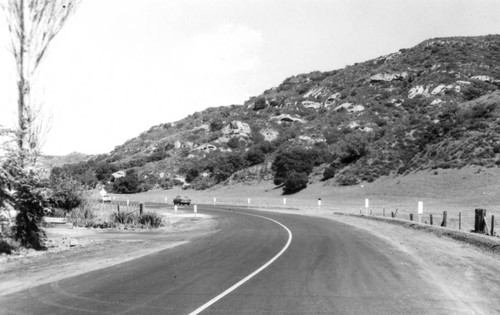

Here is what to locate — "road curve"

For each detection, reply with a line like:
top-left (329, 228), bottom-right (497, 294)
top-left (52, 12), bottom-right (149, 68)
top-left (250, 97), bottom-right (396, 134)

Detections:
top-left (2, 207), bottom-right (465, 314)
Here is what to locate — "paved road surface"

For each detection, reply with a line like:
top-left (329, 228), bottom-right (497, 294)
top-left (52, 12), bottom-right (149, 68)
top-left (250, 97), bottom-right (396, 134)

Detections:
top-left (2, 207), bottom-right (464, 314)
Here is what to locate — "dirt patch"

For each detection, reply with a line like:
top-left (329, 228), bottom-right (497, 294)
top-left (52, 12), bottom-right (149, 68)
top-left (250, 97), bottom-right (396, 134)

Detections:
top-left (0, 212), bottom-right (217, 297)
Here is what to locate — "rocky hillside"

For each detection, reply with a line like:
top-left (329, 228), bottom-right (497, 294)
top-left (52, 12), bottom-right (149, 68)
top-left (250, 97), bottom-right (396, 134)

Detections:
top-left (53, 35), bottom-right (500, 193)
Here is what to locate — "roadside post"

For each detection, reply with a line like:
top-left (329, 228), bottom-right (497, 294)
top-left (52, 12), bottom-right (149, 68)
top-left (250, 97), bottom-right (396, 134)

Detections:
top-left (139, 203), bottom-right (143, 215)
top-left (174, 205), bottom-right (178, 213)
top-left (165, 197), bottom-right (168, 204)
top-left (418, 201), bottom-right (423, 223)
top-left (214, 197), bottom-right (216, 205)
top-left (283, 198), bottom-right (286, 205)
top-left (194, 205), bottom-right (197, 218)
top-left (248, 198), bottom-right (251, 207)
top-left (318, 198), bottom-right (321, 211)
top-left (365, 199), bottom-right (369, 215)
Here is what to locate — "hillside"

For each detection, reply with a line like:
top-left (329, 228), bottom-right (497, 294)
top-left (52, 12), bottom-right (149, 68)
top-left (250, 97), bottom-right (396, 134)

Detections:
top-left (52, 35), bottom-right (500, 193)
top-left (39, 152), bottom-right (91, 168)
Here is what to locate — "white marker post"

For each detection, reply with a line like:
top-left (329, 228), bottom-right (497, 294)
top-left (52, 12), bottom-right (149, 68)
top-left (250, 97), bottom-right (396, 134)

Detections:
top-left (365, 198), bottom-right (369, 215)
top-left (165, 197), bottom-right (168, 204)
top-left (126, 199), bottom-right (129, 206)
top-left (214, 197), bottom-right (216, 205)
top-left (248, 198), bottom-right (251, 206)
top-left (194, 205), bottom-right (197, 218)
top-left (174, 205), bottom-right (178, 213)
top-left (318, 198), bottom-right (322, 211)
top-left (418, 201), bottom-right (423, 223)
top-left (283, 198), bottom-right (286, 205)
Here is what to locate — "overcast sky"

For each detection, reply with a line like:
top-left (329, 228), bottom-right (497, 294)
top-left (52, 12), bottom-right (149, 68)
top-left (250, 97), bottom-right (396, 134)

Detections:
top-left (1, 0), bottom-right (500, 155)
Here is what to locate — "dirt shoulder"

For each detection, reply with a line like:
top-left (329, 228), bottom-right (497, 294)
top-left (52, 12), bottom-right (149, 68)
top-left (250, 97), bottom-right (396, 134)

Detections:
top-left (0, 213), bottom-right (218, 297)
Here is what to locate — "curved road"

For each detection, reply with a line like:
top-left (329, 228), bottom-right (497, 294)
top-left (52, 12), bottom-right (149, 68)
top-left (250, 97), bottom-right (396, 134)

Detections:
top-left (2, 207), bottom-right (464, 314)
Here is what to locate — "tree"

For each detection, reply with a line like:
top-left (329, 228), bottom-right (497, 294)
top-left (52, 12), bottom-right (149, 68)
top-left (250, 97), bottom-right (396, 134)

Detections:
top-left (1, 0), bottom-right (79, 249)
top-left (2, 0), bottom-right (79, 157)
top-left (272, 149), bottom-right (314, 185)
top-left (283, 172), bottom-right (308, 194)
top-left (112, 169), bottom-right (141, 194)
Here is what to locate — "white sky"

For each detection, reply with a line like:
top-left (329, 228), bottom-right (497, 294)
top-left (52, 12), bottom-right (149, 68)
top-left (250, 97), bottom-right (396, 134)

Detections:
top-left (1, 0), bottom-right (500, 155)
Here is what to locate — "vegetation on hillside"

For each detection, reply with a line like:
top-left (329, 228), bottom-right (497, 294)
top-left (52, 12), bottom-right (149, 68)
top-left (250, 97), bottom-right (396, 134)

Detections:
top-left (44, 35), bottom-right (500, 195)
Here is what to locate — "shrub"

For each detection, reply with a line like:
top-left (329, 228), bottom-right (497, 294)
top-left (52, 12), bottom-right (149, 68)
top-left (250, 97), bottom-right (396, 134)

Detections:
top-left (253, 97), bottom-right (267, 111)
top-left (0, 238), bottom-right (18, 254)
top-left (210, 119), bottom-right (224, 132)
top-left (48, 176), bottom-right (88, 211)
top-left (336, 173), bottom-right (359, 186)
top-left (272, 148), bottom-right (315, 185)
top-left (283, 172), bottom-right (308, 194)
top-left (111, 211), bottom-right (135, 224)
top-left (227, 137), bottom-right (240, 149)
top-left (245, 149), bottom-right (265, 166)
top-left (13, 177), bottom-right (48, 249)
top-left (258, 141), bottom-right (276, 154)
top-left (112, 169), bottom-right (141, 193)
top-left (138, 212), bottom-right (162, 228)
top-left (322, 166), bottom-right (336, 181)
top-left (338, 134), bottom-right (369, 164)
top-left (185, 168), bottom-right (199, 183)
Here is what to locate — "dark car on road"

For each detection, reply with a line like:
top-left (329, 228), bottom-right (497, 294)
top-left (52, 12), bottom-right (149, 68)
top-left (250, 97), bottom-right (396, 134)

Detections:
top-left (173, 195), bottom-right (191, 205)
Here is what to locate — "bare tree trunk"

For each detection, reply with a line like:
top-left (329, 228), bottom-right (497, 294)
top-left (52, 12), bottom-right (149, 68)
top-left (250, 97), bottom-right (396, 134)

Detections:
top-left (3, 0), bottom-right (79, 159)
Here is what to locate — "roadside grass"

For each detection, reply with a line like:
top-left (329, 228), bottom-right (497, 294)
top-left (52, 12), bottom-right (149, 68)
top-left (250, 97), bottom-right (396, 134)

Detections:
top-left (62, 201), bottom-right (164, 229)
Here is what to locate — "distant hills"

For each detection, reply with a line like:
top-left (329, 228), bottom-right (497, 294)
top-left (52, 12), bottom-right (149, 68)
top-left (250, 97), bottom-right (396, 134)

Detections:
top-left (43, 35), bottom-right (500, 193)
top-left (39, 152), bottom-right (91, 168)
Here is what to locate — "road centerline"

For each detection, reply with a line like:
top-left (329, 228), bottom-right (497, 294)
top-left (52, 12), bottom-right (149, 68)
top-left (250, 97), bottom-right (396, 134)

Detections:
top-left (188, 211), bottom-right (293, 315)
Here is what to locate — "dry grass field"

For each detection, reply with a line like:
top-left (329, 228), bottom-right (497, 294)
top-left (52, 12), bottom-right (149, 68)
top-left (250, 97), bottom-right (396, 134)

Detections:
top-left (103, 166), bottom-right (500, 234)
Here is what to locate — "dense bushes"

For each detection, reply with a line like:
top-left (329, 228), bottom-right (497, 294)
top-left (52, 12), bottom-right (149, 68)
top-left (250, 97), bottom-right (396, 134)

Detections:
top-left (322, 166), bottom-right (336, 181)
top-left (338, 134), bottom-right (369, 164)
top-left (283, 172), bottom-right (308, 194)
top-left (111, 169), bottom-right (141, 193)
top-left (272, 148), bottom-right (315, 186)
top-left (13, 176), bottom-right (48, 249)
top-left (271, 147), bottom-right (332, 193)
top-left (48, 175), bottom-right (88, 211)
top-left (245, 149), bottom-right (266, 166)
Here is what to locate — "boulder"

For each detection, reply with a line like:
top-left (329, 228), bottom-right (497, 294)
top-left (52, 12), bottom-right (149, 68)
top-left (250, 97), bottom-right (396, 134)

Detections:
top-left (303, 87), bottom-right (326, 98)
top-left (324, 92), bottom-right (342, 107)
top-left (334, 103), bottom-right (365, 113)
top-left (196, 143), bottom-right (217, 152)
top-left (408, 85), bottom-right (430, 99)
top-left (271, 114), bottom-right (306, 124)
top-left (301, 101), bottom-right (322, 109)
top-left (222, 121), bottom-right (251, 137)
top-left (370, 72), bottom-right (408, 83)
top-left (430, 99), bottom-right (444, 106)
top-left (260, 128), bottom-right (279, 141)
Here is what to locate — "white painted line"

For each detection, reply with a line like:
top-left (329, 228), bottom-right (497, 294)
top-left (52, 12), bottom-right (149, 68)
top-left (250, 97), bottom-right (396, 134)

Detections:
top-left (188, 212), bottom-right (293, 315)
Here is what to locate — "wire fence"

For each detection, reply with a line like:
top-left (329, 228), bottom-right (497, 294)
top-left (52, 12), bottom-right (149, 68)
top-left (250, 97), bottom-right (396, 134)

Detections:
top-left (101, 194), bottom-right (499, 237)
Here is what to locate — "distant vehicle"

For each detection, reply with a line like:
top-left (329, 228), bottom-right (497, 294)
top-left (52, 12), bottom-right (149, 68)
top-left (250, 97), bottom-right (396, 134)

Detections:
top-left (173, 195), bottom-right (191, 205)
top-left (100, 195), bottom-right (111, 203)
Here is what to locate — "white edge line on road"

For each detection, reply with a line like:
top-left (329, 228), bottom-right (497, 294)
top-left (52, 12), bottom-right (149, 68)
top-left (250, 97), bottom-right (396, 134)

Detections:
top-left (188, 212), bottom-right (293, 315)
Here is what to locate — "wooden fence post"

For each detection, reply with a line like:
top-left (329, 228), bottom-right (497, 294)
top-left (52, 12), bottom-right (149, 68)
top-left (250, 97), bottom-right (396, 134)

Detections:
top-left (430, 214), bottom-right (433, 225)
top-left (117, 204), bottom-right (120, 213)
top-left (410, 213), bottom-right (413, 221)
top-left (491, 215), bottom-right (495, 236)
top-left (459, 212), bottom-right (461, 230)
top-left (441, 211), bottom-right (447, 227)
top-left (140, 203), bottom-right (143, 215)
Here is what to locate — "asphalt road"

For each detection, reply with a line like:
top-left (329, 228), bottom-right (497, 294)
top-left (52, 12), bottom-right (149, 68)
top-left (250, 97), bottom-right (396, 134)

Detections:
top-left (2, 207), bottom-right (464, 314)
